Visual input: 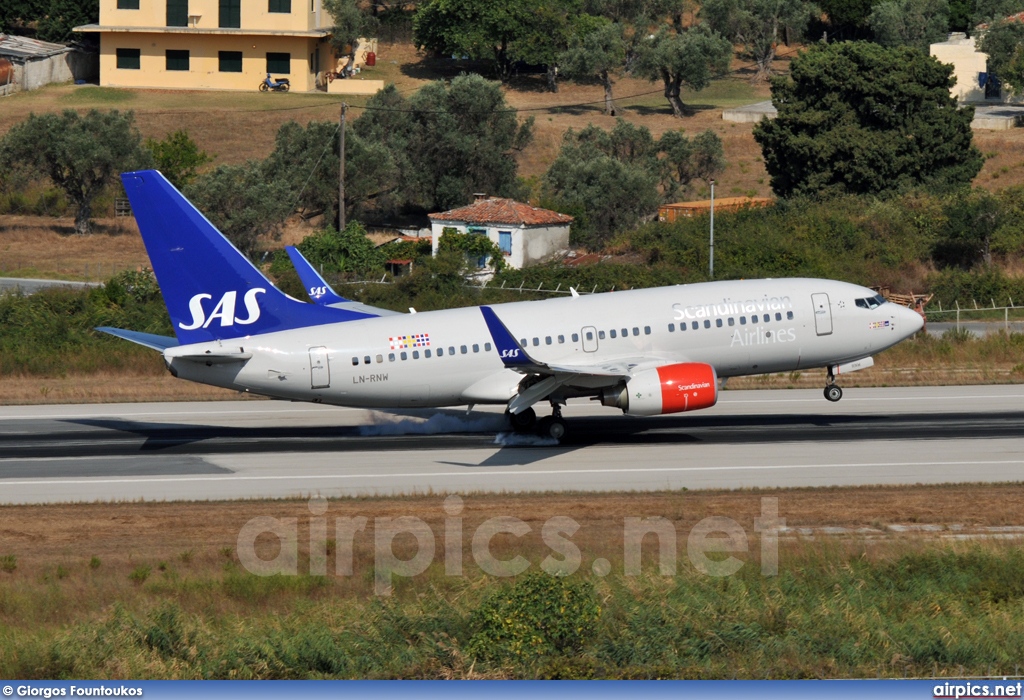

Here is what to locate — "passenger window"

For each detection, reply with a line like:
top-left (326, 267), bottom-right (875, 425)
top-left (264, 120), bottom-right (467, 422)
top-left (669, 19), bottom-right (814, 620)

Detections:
top-left (460, 345), bottom-right (468, 354)
top-left (680, 322), bottom-right (686, 331)
top-left (703, 320), bottom-right (710, 329)
top-left (716, 319), bottom-right (723, 328)
top-left (388, 353), bottom-right (395, 362)
top-left (665, 325), bottom-right (672, 333)
top-left (412, 350), bottom-right (419, 359)
top-left (787, 311), bottom-right (794, 320)
top-left (728, 318), bottom-right (735, 326)
top-left (425, 349), bottom-right (432, 358)
top-left (485, 342), bottom-right (492, 351)
top-left (449, 346), bottom-right (455, 355)
top-left (585, 331), bottom-right (593, 340)
top-left (401, 352), bottom-right (408, 360)
top-left (520, 339), bottom-right (527, 346)
top-left (598, 330), bottom-right (606, 340)
top-left (611, 329), bottom-right (619, 337)
top-left (632, 327), bottom-right (639, 336)
top-left (763, 314), bottom-right (770, 323)
top-left (775, 312), bottom-right (782, 321)
top-left (644, 326), bottom-right (651, 335)
top-left (557, 335), bottom-right (564, 344)
top-left (364, 356), bottom-right (371, 364)
top-left (572, 333), bottom-right (579, 342)
top-left (437, 348), bottom-right (444, 357)
top-left (532, 338), bottom-right (539, 346)
top-left (740, 316), bottom-right (747, 325)
top-left (545, 336), bottom-right (552, 345)
top-left (351, 357), bottom-right (358, 366)
top-left (692, 321), bottom-right (698, 330)
top-left (376, 354), bottom-right (383, 363)
top-left (472, 344), bottom-right (479, 353)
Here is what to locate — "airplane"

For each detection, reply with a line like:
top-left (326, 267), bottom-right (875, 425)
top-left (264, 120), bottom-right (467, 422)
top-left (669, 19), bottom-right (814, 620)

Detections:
top-left (284, 244), bottom-right (401, 316)
top-left (98, 170), bottom-right (925, 440)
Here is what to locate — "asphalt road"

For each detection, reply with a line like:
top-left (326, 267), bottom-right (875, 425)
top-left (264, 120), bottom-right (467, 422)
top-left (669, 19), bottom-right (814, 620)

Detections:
top-left (0, 386), bottom-right (1022, 504)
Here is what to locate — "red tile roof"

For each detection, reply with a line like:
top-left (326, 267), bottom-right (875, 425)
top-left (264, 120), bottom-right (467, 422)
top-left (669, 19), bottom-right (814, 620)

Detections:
top-left (428, 198), bottom-right (573, 226)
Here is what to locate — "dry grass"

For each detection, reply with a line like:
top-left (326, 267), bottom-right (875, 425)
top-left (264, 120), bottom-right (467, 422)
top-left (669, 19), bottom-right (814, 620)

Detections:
top-left (0, 371), bottom-right (260, 404)
top-left (0, 216), bottom-right (149, 280)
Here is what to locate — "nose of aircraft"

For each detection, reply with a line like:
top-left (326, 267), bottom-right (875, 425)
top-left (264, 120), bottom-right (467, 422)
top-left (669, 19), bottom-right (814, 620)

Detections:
top-left (897, 303), bottom-right (925, 337)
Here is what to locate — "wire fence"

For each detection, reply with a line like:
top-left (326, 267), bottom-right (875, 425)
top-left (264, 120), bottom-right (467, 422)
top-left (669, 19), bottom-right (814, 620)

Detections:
top-left (926, 299), bottom-right (1024, 333)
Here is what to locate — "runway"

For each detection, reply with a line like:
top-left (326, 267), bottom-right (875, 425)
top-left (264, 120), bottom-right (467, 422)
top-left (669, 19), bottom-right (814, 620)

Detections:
top-left (0, 385), bottom-right (1022, 504)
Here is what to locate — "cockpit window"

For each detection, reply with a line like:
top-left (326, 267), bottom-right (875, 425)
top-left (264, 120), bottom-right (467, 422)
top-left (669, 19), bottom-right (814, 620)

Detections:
top-left (855, 294), bottom-right (887, 309)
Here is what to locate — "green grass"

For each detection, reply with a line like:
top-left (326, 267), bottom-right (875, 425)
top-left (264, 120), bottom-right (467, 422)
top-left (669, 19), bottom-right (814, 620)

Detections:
top-left (620, 78), bottom-right (763, 111)
top-left (3, 544), bottom-right (1024, 678)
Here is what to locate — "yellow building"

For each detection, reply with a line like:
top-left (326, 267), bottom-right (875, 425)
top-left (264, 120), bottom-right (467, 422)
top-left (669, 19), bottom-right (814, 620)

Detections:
top-left (75, 0), bottom-right (334, 92)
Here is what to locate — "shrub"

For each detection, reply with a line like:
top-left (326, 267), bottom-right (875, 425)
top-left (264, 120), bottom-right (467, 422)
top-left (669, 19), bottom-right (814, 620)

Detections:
top-left (467, 572), bottom-right (601, 663)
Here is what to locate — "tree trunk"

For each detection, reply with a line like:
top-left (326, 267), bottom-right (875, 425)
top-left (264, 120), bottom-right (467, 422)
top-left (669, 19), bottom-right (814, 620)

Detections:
top-left (74, 201), bottom-right (91, 235)
top-left (546, 64), bottom-right (558, 93)
top-left (755, 43), bottom-right (776, 82)
top-left (601, 71), bottom-right (616, 116)
top-left (662, 70), bottom-right (686, 118)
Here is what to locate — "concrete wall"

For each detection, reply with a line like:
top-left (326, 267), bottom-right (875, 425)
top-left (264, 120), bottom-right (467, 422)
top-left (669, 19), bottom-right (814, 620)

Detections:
top-left (931, 36), bottom-right (988, 103)
top-left (99, 32), bottom-right (323, 91)
top-left (101, 0), bottom-right (329, 32)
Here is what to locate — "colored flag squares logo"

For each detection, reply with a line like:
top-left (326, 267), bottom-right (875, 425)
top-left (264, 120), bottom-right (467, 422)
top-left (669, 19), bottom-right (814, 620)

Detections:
top-left (389, 333), bottom-right (431, 349)
top-left (868, 320), bottom-right (891, 329)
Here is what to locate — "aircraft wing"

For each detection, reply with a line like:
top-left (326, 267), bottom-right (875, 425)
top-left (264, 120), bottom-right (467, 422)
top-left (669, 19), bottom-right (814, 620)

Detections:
top-left (285, 246), bottom-right (401, 317)
top-left (480, 306), bottom-right (668, 413)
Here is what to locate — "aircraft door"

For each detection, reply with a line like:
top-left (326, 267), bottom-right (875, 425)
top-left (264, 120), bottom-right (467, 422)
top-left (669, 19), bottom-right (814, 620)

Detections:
top-left (581, 326), bottom-right (599, 352)
top-left (811, 293), bottom-right (833, 336)
top-left (309, 346), bottom-right (330, 389)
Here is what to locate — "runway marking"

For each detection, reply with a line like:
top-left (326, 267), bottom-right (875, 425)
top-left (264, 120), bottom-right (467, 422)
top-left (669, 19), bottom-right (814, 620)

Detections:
top-left (1, 458), bottom-right (1022, 487)
top-left (0, 406), bottom-right (360, 421)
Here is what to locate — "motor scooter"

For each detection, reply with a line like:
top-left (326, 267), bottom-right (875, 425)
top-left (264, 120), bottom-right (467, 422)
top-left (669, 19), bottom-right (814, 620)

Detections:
top-left (259, 74), bottom-right (290, 92)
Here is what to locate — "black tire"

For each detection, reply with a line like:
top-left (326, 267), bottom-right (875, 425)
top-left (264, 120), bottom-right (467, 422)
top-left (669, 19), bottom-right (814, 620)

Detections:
top-left (507, 407), bottom-right (537, 432)
top-left (259, 82), bottom-right (268, 92)
top-left (280, 83), bottom-right (289, 92)
top-left (538, 416), bottom-right (567, 440)
top-left (824, 385), bottom-right (843, 402)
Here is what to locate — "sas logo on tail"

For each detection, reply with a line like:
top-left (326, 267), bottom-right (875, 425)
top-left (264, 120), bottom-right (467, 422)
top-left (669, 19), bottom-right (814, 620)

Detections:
top-left (309, 286), bottom-right (328, 300)
top-left (179, 289), bottom-right (266, 330)
top-left (500, 349), bottom-right (520, 359)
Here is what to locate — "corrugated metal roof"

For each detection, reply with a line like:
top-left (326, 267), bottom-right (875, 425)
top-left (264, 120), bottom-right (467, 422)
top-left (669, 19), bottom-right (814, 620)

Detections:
top-left (0, 34), bottom-right (71, 60)
top-left (428, 198), bottom-right (573, 226)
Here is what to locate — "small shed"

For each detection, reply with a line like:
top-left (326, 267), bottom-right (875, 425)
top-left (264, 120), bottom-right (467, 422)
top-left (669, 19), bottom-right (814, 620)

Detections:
top-left (428, 196), bottom-right (573, 270)
top-left (0, 34), bottom-right (96, 93)
top-left (658, 197), bottom-right (773, 223)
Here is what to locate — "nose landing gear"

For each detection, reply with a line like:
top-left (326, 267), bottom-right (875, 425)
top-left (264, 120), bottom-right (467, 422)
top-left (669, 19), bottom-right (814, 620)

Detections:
top-left (824, 367), bottom-right (843, 402)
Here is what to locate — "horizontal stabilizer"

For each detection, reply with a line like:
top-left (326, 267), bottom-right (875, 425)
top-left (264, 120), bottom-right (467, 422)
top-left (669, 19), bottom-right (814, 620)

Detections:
top-left (95, 327), bottom-right (179, 351)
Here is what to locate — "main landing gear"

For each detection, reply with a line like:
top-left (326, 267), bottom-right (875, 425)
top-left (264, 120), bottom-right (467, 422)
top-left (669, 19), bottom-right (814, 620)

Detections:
top-left (505, 402), bottom-right (567, 440)
top-left (824, 367), bottom-right (843, 402)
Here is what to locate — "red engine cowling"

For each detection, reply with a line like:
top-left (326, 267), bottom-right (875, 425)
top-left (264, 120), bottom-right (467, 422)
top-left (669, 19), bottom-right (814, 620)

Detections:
top-left (600, 362), bottom-right (718, 416)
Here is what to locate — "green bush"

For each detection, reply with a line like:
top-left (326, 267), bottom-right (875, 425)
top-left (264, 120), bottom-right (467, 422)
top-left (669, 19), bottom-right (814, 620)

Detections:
top-left (467, 572), bottom-right (601, 663)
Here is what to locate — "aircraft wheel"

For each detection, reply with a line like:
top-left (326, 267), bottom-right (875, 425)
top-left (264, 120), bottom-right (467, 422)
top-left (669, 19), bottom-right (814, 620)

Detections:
top-left (824, 385), bottom-right (843, 402)
top-left (538, 416), bottom-right (567, 440)
top-left (507, 407), bottom-right (537, 432)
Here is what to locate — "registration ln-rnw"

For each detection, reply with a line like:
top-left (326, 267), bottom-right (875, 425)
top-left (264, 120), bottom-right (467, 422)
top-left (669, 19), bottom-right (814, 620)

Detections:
top-left (100, 170), bottom-right (924, 440)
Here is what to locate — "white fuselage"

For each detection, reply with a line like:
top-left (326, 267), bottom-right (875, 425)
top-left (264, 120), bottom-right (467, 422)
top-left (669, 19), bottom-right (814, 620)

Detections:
top-left (164, 278), bottom-right (923, 408)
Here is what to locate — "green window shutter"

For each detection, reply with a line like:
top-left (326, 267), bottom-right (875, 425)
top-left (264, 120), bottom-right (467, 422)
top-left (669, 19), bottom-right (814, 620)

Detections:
top-left (116, 48), bottom-right (140, 69)
top-left (269, 0), bottom-right (292, 12)
top-left (166, 49), bottom-right (189, 71)
top-left (166, 0), bottom-right (188, 27)
top-left (117, 0), bottom-right (140, 9)
top-left (218, 51), bottom-right (243, 72)
top-left (266, 52), bottom-right (290, 74)
top-left (219, 0), bottom-right (240, 28)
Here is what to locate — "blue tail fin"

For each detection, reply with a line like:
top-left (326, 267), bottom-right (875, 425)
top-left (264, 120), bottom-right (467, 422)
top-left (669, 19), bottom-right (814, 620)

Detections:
top-left (121, 170), bottom-right (373, 345)
top-left (284, 245), bottom-right (349, 306)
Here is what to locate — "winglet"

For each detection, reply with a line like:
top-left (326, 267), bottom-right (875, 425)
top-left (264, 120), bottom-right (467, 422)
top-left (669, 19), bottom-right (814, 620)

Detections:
top-left (284, 246), bottom-right (349, 306)
top-left (480, 306), bottom-right (540, 369)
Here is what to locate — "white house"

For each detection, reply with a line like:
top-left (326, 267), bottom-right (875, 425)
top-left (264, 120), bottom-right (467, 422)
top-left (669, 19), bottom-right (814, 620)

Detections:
top-left (930, 29), bottom-right (1024, 104)
top-left (428, 196), bottom-right (573, 270)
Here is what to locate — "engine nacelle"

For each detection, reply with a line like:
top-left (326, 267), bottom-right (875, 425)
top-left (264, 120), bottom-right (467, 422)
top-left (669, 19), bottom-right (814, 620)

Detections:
top-left (600, 362), bottom-right (718, 416)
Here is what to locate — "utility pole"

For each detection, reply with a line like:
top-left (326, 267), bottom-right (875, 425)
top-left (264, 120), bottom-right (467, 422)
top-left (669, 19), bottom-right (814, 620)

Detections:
top-left (339, 102), bottom-right (347, 231)
top-left (709, 179), bottom-right (715, 280)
